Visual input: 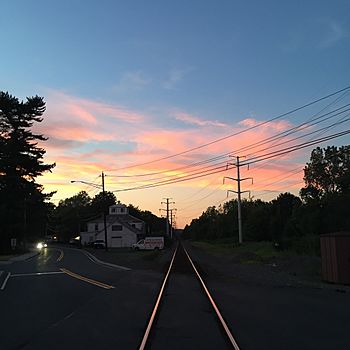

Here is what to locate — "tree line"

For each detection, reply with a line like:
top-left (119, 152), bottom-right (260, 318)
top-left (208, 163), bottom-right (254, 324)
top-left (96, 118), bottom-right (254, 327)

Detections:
top-left (0, 92), bottom-right (55, 252)
top-left (184, 145), bottom-right (350, 253)
top-left (1, 91), bottom-right (349, 253)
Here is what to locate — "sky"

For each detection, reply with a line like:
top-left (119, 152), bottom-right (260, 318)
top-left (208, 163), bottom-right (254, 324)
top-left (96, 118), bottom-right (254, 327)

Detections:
top-left (1, 0), bottom-right (350, 228)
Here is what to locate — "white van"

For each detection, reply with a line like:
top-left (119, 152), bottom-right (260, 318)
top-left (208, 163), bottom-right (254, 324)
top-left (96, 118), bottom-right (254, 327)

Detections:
top-left (133, 237), bottom-right (164, 250)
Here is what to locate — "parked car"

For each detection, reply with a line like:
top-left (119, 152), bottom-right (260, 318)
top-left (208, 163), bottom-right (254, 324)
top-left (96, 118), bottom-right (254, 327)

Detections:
top-left (132, 237), bottom-right (164, 250)
top-left (93, 239), bottom-right (105, 249)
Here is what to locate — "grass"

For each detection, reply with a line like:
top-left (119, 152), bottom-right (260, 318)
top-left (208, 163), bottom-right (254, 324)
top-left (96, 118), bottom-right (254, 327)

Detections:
top-left (0, 254), bottom-right (18, 261)
top-left (191, 239), bottom-right (322, 282)
top-left (191, 240), bottom-right (290, 264)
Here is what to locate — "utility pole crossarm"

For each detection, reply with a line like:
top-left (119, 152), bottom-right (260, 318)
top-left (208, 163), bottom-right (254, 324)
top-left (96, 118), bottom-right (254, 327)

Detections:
top-left (227, 189), bottom-right (239, 195)
top-left (227, 189), bottom-right (251, 195)
top-left (223, 176), bottom-right (238, 183)
top-left (161, 198), bottom-right (175, 237)
top-left (240, 177), bottom-right (254, 184)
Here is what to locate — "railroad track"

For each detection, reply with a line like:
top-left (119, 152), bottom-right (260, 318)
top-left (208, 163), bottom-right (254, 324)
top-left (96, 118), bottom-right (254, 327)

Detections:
top-left (139, 242), bottom-right (240, 350)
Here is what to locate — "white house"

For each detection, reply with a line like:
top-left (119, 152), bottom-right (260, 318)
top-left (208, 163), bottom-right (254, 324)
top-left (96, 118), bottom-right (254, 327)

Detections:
top-left (80, 203), bottom-right (145, 248)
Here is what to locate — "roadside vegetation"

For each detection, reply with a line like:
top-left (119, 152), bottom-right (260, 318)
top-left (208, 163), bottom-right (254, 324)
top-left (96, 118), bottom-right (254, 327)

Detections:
top-left (184, 145), bottom-right (350, 257)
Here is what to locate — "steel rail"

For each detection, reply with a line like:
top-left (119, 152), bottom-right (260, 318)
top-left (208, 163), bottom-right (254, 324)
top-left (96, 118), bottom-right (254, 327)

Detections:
top-left (183, 246), bottom-right (241, 350)
top-left (139, 243), bottom-right (241, 349)
top-left (138, 244), bottom-right (178, 350)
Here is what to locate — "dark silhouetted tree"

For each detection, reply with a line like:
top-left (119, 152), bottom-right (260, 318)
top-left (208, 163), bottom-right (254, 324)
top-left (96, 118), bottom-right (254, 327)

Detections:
top-left (90, 191), bottom-right (117, 214)
top-left (54, 191), bottom-right (92, 241)
top-left (300, 145), bottom-right (350, 201)
top-left (0, 92), bottom-right (55, 251)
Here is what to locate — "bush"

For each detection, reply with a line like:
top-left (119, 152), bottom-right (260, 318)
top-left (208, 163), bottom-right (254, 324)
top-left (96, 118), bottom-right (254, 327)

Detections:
top-left (288, 235), bottom-right (320, 256)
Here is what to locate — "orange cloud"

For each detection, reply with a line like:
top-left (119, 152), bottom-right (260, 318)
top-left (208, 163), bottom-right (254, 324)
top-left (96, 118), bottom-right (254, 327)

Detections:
top-left (36, 91), bottom-right (307, 228)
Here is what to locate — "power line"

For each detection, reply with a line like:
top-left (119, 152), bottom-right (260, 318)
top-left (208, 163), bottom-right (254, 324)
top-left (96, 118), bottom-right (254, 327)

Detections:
top-left (108, 86), bottom-right (350, 171)
top-left (106, 160), bottom-right (229, 187)
top-left (177, 183), bottom-right (225, 211)
top-left (112, 164), bottom-right (235, 192)
top-left (242, 129), bottom-right (350, 166)
top-left (111, 128), bottom-right (350, 193)
top-left (245, 114), bottom-right (350, 158)
top-left (106, 102), bottom-right (350, 182)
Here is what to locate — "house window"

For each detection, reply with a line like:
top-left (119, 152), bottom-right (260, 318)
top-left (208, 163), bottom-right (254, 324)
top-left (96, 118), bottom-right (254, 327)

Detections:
top-left (94, 224), bottom-right (98, 231)
top-left (112, 225), bottom-right (123, 231)
top-left (131, 223), bottom-right (136, 228)
top-left (111, 208), bottom-right (116, 213)
top-left (120, 207), bottom-right (125, 213)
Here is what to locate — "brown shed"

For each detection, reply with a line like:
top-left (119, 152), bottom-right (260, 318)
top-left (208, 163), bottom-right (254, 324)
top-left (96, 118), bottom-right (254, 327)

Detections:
top-left (320, 232), bottom-right (350, 285)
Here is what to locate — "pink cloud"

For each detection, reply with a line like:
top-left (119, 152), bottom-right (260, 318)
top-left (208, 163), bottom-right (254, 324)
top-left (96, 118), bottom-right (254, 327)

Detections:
top-left (174, 112), bottom-right (227, 127)
top-left (239, 118), bottom-right (292, 131)
top-left (68, 103), bottom-right (97, 124)
top-left (35, 90), bottom-right (310, 228)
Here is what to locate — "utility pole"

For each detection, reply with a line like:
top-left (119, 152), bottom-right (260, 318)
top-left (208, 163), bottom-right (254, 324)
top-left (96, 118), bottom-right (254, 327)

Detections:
top-left (224, 156), bottom-right (253, 244)
top-left (23, 198), bottom-right (27, 250)
top-left (160, 198), bottom-right (175, 237)
top-left (169, 209), bottom-right (177, 239)
top-left (102, 171), bottom-right (108, 251)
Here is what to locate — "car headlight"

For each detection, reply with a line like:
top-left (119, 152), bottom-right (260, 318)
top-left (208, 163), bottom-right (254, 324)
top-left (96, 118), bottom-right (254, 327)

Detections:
top-left (36, 242), bottom-right (47, 249)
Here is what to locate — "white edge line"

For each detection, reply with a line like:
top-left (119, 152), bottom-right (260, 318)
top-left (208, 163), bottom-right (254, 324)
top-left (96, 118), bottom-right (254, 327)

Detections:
top-left (183, 247), bottom-right (241, 350)
top-left (11, 271), bottom-right (65, 277)
top-left (50, 246), bottom-right (131, 271)
top-left (139, 245), bottom-right (178, 350)
top-left (83, 250), bottom-right (131, 271)
top-left (1, 272), bottom-right (11, 290)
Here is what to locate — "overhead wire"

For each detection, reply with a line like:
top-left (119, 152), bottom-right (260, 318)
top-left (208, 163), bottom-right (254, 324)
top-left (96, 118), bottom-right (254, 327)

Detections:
top-left (244, 113), bottom-right (350, 159)
top-left (110, 128), bottom-right (350, 193)
top-left (107, 115), bottom-right (349, 192)
top-left (107, 86), bottom-right (350, 172)
top-left (105, 102), bottom-right (350, 183)
top-left (177, 183), bottom-right (225, 211)
top-left (174, 90), bottom-right (350, 222)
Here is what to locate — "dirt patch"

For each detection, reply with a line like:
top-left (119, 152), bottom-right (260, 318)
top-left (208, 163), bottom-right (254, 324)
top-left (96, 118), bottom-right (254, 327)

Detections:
top-left (184, 240), bottom-right (350, 291)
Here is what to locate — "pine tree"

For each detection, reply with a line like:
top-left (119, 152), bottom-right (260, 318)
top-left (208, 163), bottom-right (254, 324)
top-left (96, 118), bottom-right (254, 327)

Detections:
top-left (0, 92), bottom-right (55, 251)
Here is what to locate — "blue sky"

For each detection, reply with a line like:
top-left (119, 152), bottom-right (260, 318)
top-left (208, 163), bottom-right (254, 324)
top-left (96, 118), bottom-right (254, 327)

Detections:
top-left (2, 0), bottom-right (349, 115)
top-left (1, 0), bottom-right (350, 226)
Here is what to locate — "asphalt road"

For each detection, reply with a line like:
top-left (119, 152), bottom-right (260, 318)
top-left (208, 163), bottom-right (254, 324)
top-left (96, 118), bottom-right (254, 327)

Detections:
top-left (0, 246), bottom-right (162, 350)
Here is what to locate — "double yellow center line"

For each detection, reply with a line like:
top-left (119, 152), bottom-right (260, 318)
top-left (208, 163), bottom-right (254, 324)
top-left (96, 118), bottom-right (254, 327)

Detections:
top-left (60, 268), bottom-right (115, 290)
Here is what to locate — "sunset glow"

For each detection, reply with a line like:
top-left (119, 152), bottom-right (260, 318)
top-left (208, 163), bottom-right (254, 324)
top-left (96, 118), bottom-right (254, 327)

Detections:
top-left (2, 1), bottom-right (349, 228)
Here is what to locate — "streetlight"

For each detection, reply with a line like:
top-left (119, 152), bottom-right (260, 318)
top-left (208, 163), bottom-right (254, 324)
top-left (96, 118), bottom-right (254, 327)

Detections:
top-left (70, 175), bottom-right (108, 251)
top-left (70, 180), bottom-right (102, 189)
